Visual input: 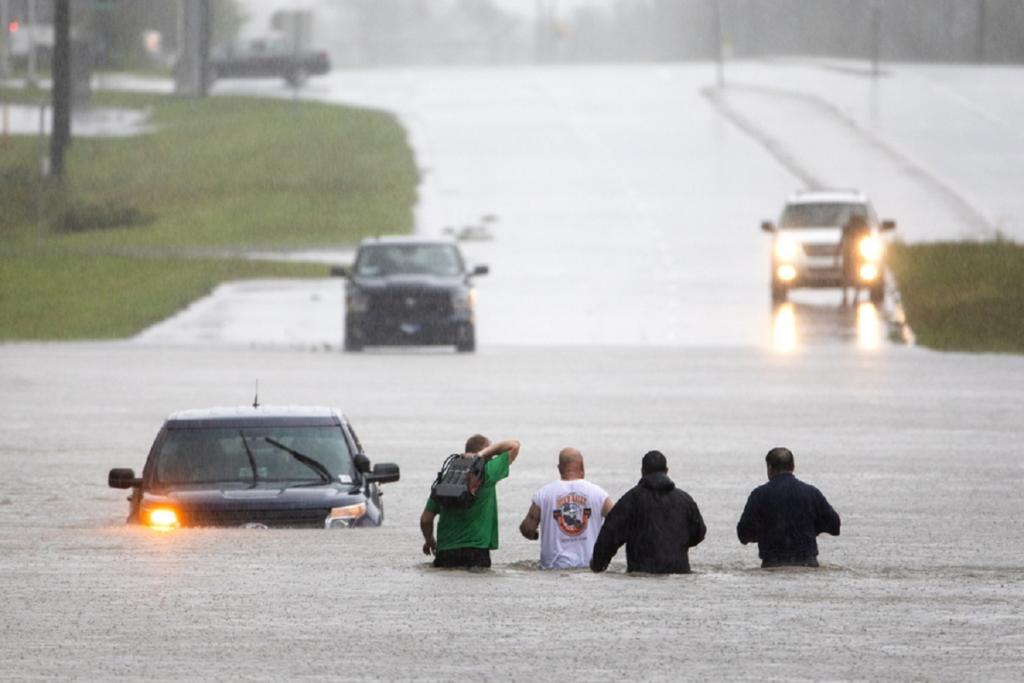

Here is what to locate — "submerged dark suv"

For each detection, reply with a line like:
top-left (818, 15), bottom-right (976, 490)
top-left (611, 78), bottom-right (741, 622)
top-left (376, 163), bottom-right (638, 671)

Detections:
top-left (108, 406), bottom-right (399, 529)
top-left (333, 237), bottom-right (488, 352)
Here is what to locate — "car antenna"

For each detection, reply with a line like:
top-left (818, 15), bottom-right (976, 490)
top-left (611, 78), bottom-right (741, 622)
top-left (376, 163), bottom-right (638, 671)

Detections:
top-left (252, 380), bottom-right (260, 409)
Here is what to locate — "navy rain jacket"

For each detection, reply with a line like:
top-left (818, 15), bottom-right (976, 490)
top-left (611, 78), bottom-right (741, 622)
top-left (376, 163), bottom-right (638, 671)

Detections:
top-left (736, 472), bottom-right (841, 566)
top-left (590, 472), bottom-right (706, 574)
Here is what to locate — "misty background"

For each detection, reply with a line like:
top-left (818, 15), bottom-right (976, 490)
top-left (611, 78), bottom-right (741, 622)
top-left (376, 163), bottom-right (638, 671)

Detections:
top-left (3, 0), bottom-right (1023, 75)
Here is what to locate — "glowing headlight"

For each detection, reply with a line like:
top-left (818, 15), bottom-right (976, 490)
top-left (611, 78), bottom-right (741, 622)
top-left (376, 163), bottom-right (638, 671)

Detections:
top-left (858, 263), bottom-right (880, 282)
top-left (451, 288), bottom-right (475, 314)
top-left (325, 503), bottom-right (367, 528)
top-left (774, 238), bottom-right (801, 261)
top-left (144, 507), bottom-right (179, 531)
top-left (858, 235), bottom-right (884, 262)
top-left (777, 264), bottom-right (797, 282)
top-left (346, 288), bottom-right (370, 313)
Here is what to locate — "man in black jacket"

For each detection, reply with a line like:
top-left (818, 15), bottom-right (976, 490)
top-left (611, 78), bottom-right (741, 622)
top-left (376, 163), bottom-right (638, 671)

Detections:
top-left (590, 450), bottom-right (706, 574)
top-left (737, 447), bottom-right (841, 568)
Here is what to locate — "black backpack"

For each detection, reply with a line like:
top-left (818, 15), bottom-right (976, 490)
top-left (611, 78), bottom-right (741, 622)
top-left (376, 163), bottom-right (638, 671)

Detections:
top-left (430, 454), bottom-right (486, 509)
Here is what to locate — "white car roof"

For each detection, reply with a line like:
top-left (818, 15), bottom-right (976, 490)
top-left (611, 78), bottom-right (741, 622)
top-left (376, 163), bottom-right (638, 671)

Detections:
top-left (786, 189), bottom-right (869, 205)
top-left (166, 406), bottom-right (343, 422)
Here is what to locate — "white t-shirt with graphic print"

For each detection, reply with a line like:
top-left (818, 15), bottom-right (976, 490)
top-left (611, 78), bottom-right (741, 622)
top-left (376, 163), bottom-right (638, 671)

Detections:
top-left (531, 478), bottom-right (609, 569)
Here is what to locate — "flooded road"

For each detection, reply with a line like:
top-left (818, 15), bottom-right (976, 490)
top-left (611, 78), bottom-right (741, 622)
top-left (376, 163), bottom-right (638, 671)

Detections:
top-left (2, 343), bottom-right (1022, 679)
top-left (4, 61), bottom-right (1024, 679)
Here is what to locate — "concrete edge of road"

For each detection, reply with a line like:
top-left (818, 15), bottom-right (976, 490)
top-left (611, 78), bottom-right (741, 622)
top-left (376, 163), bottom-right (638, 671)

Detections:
top-left (702, 83), bottom-right (929, 346)
top-left (700, 83), bottom-right (991, 235)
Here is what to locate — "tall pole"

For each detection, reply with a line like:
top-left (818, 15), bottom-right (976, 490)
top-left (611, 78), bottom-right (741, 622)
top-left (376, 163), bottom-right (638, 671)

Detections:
top-left (712, 0), bottom-right (724, 87)
top-left (871, 0), bottom-right (881, 77)
top-left (0, 0), bottom-right (10, 78)
top-left (27, 0), bottom-right (37, 84)
top-left (976, 0), bottom-right (986, 63)
top-left (50, 0), bottom-right (71, 179)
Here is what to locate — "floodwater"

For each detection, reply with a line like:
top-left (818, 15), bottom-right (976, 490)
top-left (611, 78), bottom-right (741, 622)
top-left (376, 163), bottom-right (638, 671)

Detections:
top-left (3, 61), bottom-right (1024, 679)
top-left (2, 343), bottom-right (1023, 679)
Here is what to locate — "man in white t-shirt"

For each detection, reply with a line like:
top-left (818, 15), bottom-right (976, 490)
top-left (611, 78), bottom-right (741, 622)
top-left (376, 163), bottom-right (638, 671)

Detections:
top-left (519, 447), bottom-right (613, 569)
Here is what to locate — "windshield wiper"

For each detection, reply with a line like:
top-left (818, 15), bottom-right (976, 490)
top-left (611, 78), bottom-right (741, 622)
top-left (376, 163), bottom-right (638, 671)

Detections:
top-left (263, 437), bottom-right (332, 485)
top-left (239, 431), bottom-right (259, 488)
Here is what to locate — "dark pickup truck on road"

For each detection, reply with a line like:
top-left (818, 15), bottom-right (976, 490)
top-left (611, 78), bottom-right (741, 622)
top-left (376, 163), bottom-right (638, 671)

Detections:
top-left (208, 36), bottom-right (330, 87)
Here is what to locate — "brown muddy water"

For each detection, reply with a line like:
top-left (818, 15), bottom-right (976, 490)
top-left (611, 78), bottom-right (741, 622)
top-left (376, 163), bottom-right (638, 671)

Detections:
top-left (1, 344), bottom-right (1022, 679)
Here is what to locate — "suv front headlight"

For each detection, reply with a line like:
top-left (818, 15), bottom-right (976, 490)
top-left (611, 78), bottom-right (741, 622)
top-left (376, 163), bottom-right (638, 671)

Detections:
top-left (451, 288), bottom-right (475, 315)
top-left (346, 288), bottom-right (370, 313)
top-left (325, 503), bottom-right (367, 528)
top-left (858, 235), bottom-right (884, 262)
top-left (774, 238), bottom-right (802, 262)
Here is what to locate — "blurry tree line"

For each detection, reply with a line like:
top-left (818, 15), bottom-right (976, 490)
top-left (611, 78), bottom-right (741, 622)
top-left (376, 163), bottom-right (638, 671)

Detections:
top-left (1, 0), bottom-right (244, 71)
top-left (328, 0), bottom-right (524, 65)
top-left (558, 0), bottom-right (1024, 64)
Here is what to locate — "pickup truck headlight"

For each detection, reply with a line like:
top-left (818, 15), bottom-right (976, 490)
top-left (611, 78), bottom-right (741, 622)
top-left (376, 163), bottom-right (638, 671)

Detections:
top-left (143, 506), bottom-right (179, 531)
top-left (451, 288), bottom-right (475, 315)
top-left (325, 503), bottom-right (367, 528)
top-left (774, 238), bottom-right (801, 262)
top-left (346, 288), bottom-right (370, 313)
top-left (858, 235), bottom-right (884, 262)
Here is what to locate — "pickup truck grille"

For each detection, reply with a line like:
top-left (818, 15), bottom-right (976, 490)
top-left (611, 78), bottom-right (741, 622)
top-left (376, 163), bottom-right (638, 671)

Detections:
top-left (372, 289), bottom-right (451, 318)
top-left (802, 243), bottom-right (840, 258)
top-left (182, 507), bottom-right (329, 528)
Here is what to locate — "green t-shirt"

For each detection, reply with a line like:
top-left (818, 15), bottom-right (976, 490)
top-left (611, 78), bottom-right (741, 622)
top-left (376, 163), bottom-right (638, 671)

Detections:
top-left (425, 452), bottom-right (510, 551)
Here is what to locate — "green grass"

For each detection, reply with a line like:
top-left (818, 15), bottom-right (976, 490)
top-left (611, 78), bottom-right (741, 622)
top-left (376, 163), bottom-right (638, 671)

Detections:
top-left (0, 88), bottom-right (418, 340)
top-left (888, 240), bottom-right (1024, 353)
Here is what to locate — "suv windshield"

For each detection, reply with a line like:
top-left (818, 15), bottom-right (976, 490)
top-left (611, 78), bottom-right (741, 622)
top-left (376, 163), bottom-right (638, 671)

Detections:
top-left (354, 243), bottom-right (465, 277)
top-left (154, 426), bottom-right (354, 486)
top-left (780, 202), bottom-right (877, 228)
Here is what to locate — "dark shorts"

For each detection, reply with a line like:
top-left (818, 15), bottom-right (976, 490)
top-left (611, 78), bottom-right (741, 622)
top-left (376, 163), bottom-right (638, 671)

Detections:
top-left (433, 547), bottom-right (491, 569)
top-left (762, 557), bottom-right (819, 568)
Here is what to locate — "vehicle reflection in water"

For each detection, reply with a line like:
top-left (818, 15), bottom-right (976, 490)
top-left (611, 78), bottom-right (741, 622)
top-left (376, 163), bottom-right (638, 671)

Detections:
top-left (770, 297), bottom-right (885, 352)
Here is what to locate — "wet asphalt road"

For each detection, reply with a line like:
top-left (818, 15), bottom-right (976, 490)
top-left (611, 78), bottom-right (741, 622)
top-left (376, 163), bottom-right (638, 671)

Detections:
top-left (3, 62), bottom-right (1024, 679)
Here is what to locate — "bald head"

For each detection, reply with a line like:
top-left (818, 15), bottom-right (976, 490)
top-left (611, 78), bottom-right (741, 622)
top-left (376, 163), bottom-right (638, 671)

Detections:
top-left (558, 448), bottom-right (585, 480)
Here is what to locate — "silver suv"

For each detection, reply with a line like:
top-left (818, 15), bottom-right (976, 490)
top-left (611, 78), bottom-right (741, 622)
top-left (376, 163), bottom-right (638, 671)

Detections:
top-left (761, 189), bottom-right (895, 304)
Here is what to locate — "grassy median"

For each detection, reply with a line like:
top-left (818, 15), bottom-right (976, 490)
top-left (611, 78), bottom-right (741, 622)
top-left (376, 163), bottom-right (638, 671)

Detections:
top-left (0, 87), bottom-right (418, 340)
top-left (888, 240), bottom-right (1024, 354)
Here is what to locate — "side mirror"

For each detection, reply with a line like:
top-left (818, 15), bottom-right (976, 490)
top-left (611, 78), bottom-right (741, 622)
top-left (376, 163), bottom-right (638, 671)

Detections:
top-left (761, 221), bottom-right (775, 233)
top-left (880, 219), bottom-right (896, 231)
top-left (329, 265), bottom-right (349, 278)
top-left (365, 462), bottom-right (400, 484)
top-left (471, 265), bottom-right (489, 277)
top-left (352, 453), bottom-right (371, 474)
top-left (109, 468), bottom-right (142, 489)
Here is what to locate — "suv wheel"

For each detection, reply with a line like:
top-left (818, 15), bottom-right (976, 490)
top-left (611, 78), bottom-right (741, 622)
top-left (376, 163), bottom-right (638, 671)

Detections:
top-left (343, 330), bottom-right (364, 352)
top-left (771, 281), bottom-right (789, 304)
top-left (869, 281), bottom-right (885, 305)
top-left (455, 325), bottom-right (476, 353)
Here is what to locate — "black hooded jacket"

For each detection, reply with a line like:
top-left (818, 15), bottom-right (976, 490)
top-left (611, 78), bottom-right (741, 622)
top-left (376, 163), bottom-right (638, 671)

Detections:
top-left (590, 472), bottom-right (706, 574)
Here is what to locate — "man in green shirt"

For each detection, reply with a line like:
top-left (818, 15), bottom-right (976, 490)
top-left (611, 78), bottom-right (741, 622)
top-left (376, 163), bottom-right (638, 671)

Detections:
top-left (420, 434), bottom-right (521, 568)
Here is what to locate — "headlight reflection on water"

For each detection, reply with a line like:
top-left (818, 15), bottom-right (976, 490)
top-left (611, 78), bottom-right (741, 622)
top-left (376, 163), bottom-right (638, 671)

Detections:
top-left (771, 301), bottom-right (882, 353)
top-left (771, 302), bottom-right (798, 352)
top-left (856, 302), bottom-right (882, 351)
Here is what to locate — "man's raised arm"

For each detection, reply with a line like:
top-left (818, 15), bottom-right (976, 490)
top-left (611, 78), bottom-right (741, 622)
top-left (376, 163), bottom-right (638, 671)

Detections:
top-left (479, 439), bottom-right (521, 463)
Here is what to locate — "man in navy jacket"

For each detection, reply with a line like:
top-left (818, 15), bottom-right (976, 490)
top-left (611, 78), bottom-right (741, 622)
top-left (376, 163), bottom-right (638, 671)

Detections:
top-left (737, 447), bottom-right (841, 568)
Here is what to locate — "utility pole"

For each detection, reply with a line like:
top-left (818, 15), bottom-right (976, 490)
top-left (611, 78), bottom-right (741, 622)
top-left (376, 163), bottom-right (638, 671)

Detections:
top-left (27, 0), bottom-right (36, 84)
top-left (712, 0), bottom-right (724, 87)
top-left (976, 0), bottom-right (986, 63)
top-left (50, 0), bottom-right (71, 179)
top-left (1, 0), bottom-right (10, 78)
top-left (870, 0), bottom-right (881, 77)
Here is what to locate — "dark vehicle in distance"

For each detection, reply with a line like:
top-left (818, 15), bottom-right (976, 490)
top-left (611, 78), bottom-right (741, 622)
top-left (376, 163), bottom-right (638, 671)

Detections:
top-left (208, 36), bottom-right (330, 87)
top-left (108, 406), bottom-right (399, 529)
top-left (333, 237), bottom-right (488, 352)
